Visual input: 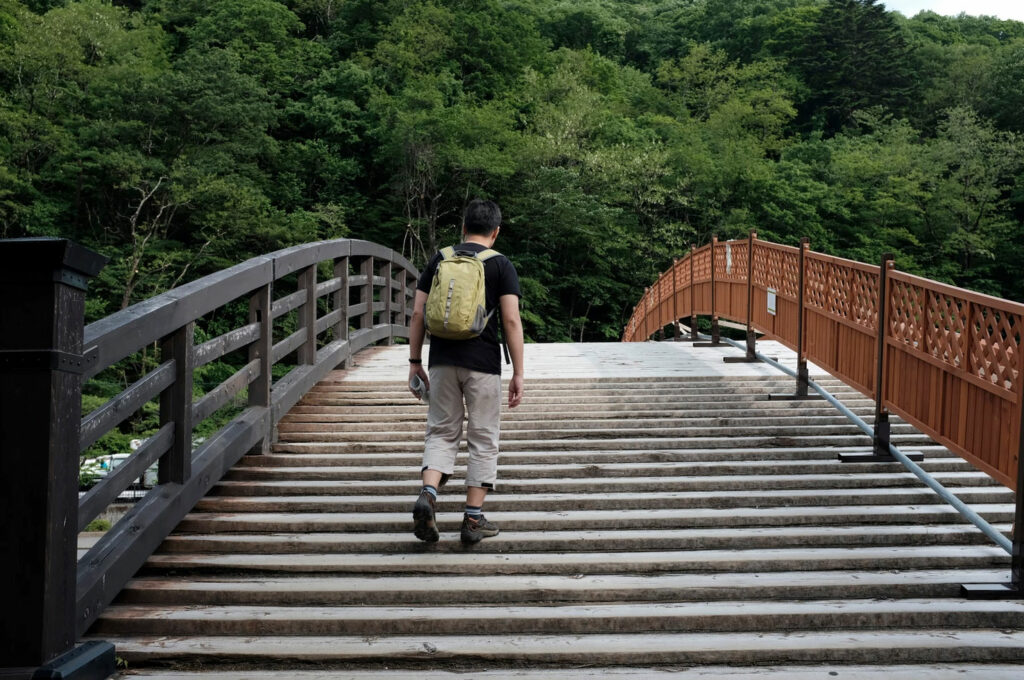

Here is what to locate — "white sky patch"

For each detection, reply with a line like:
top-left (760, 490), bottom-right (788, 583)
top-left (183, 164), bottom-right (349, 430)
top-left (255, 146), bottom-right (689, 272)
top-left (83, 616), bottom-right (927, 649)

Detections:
top-left (881, 0), bottom-right (1024, 21)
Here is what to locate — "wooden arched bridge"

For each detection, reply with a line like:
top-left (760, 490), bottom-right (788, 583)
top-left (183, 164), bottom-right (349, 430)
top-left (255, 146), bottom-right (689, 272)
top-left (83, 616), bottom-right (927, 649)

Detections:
top-left (1, 235), bottom-right (1023, 680)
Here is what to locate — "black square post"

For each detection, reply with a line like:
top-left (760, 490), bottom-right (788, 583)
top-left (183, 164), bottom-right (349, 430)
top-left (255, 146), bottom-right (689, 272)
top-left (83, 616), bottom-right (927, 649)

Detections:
top-left (0, 239), bottom-right (115, 679)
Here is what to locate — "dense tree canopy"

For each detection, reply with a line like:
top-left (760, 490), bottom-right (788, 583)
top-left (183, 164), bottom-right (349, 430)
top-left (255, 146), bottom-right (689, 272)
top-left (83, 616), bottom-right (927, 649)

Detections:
top-left (1, 0), bottom-right (1022, 341)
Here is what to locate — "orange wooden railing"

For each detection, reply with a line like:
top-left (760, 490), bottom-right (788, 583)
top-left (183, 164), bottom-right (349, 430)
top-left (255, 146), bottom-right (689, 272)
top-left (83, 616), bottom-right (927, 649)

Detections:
top-left (624, 235), bottom-right (1024, 493)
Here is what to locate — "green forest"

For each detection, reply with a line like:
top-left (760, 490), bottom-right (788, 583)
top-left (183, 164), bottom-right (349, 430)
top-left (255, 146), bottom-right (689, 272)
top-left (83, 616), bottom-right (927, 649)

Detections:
top-left (2, 0), bottom-right (1023, 343)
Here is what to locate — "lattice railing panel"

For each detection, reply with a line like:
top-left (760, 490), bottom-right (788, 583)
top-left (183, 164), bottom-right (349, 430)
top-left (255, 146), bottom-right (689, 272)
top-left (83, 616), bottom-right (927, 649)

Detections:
top-left (827, 263), bottom-right (851, 321)
top-left (969, 306), bottom-right (1021, 392)
top-left (777, 249), bottom-right (800, 299)
top-left (889, 278), bottom-right (924, 347)
top-left (805, 256), bottom-right (828, 310)
top-left (850, 269), bottom-right (879, 329)
top-left (677, 256), bottom-right (691, 289)
top-left (752, 245), bottom-right (769, 288)
top-left (718, 241), bottom-right (749, 282)
top-left (693, 247), bottom-right (712, 283)
top-left (925, 292), bottom-right (966, 368)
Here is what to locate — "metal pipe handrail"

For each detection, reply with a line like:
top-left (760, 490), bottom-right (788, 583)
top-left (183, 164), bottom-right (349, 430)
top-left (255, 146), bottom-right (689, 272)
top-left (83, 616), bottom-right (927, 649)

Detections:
top-left (715, 334), bottom-right (1012, 555)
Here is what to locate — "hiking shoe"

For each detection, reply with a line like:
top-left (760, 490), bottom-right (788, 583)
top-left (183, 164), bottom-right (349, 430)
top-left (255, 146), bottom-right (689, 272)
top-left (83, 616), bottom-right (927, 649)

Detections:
top-left (460, 513), bottom-right (499, 544)
top-left (412, 491), bottom-right (439, 543)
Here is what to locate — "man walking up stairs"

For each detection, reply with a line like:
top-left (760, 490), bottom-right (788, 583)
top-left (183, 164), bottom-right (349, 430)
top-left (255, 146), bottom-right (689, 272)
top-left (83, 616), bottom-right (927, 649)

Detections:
top-left (406, 199), bottom-right (525, 545)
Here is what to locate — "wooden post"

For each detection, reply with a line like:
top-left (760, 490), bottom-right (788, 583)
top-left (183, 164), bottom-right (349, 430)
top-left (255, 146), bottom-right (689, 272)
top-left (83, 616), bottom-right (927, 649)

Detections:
top-left (723, 232), bottom-right (761, 364)
top-left (672, 259), bottom-right (680, 341)
top-left (385, 259), bottom-right (395, 345)
top-left (797, 238), bottom-right (810, 396)
top-left (690, 244), bottom-right (697, 340)
top-left (359, 256), bottom-right (374, 332)
top-left (159, 322), bottom-right (194, 484)
top-left (247, 283), bottom-right (273, 454)
top-left (745, 232), bottom-right (756, 359)
top-left (696, 237), bottom-right (721, 347)
top-left (872, 255), bottom-right (894, 458)
top-left (0, 239), bottom-right (115, 677)
top-left (1015, 394), bottom-right (1024, 589)
top-left (841, 254), bottom-right (919, 462)
top-left (334, 256), bottom-right (350, 369)
top-left (298, 264), bottom-right (317, 365)
top-left (643, 287), bottom-right (650, 339)
top-left (711, 235), bottom-right (720, 345)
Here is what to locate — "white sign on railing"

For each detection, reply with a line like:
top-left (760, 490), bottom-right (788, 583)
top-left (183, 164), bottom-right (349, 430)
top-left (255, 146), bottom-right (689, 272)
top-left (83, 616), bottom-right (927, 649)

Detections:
top-left (767, 288), bottom-right (777, 316)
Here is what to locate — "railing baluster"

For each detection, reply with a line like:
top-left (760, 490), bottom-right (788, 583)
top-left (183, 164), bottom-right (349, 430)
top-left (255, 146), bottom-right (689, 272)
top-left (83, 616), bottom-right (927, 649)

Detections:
top-left (159, 322), bottom-right (195, 484)
top-left (690, 243), bottom-right (697, 341)
top-left (711, 235), bottom-right (720, 345)
top-left (249, 284), bottom-right (273, 409)
top-left (385, 259), bottom-right (395, 345)
top-left (333, 255), bottom-right (350, 368)
top-left (360, 256), bottom-right (374, 332)
top-left (298, 264), bottom-right (317, 365)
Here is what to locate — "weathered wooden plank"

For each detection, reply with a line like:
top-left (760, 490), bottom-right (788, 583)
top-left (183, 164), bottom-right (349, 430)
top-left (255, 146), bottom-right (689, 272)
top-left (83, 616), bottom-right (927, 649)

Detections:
top-left (349, 240), bottom-right (393, 261)
top-left (192, 359), bottom-right (261, 425)
top-left (315, 309), bottom-right (344, 337)
top-left (159, 323), bottom-right (194, 485)
top-left (272, 289), bottom-right (307, 320)
top-left (273, 241), bottom-right (351, 279)
top-left (83, 257), bottom-right (273, 381)
top-left (77, 423), bottom-right (174, 531)
top-left (316, 277), bottom-right (342, 298)
top-left (194, 323), bottom-right (260, 368)
top-left (79, 361), bottom-right (175, 452)
top-left (272, 329), bottom-right (307, 364)
top-left (298, 266), bottom-right (317, 366)
top-left (248, 285), bottom-right (273, 410)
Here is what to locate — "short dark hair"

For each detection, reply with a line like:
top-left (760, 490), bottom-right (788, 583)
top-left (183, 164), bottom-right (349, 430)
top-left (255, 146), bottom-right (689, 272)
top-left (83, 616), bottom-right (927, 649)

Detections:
top-left (463, 199), bottom-right (501, 235)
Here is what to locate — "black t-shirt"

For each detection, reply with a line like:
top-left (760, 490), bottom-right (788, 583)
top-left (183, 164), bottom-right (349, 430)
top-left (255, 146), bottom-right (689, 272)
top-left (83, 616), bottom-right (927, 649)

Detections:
top-left (417, 242), bottom-right (522, 375)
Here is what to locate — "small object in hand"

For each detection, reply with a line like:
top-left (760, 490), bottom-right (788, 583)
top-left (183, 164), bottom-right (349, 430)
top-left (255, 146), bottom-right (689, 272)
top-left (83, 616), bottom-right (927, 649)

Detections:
top-left (409, 374), bottom-right (429, 404)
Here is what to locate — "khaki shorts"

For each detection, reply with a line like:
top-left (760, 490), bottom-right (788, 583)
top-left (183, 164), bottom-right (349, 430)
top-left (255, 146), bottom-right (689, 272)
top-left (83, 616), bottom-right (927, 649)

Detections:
top-left (422, 365), bottom-right (501, 489)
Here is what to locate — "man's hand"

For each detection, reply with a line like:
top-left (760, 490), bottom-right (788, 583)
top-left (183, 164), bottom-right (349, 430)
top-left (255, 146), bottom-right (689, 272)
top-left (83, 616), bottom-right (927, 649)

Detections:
top-left (507, 374), bottom-right (523, 408)
top-left (409, 364), bottom-right (429, 400)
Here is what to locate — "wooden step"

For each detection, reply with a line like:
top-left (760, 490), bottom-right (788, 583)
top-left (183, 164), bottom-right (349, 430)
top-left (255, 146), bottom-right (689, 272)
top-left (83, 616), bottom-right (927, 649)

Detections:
top-left (141, 545), bottom-right (1010, 575)
top-left (176, 505), bottom-right (1015, 533)
top-left (85, 348), bottom-right (1022, 674)
top-left (116, 569), bottom-right (1012, 606)
top-left (191, 486), bottom-right (1015, 513)
top-left (93, 599), bottom-right (1024, 636)
top-left (99, 630), bottom-right (1024, 666)
top-left (105, 665), bottom-right (1024, 680)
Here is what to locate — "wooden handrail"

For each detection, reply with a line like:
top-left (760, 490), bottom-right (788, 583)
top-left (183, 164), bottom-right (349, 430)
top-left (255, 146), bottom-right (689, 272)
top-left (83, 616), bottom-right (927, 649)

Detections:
top-left (0, 237), bottom-right (418, 672)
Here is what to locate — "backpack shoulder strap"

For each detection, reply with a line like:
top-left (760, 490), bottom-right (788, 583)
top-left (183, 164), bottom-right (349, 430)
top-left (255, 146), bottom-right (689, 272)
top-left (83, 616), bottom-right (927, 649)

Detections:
top-left (477, 248), bottom-right (501, 261)
top-left (439, 246), bottom-right (456, 260)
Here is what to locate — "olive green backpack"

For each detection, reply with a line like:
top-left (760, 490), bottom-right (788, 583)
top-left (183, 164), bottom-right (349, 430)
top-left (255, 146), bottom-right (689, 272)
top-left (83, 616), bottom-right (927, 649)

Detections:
top-left (424, 246), bottom-right (500, 340)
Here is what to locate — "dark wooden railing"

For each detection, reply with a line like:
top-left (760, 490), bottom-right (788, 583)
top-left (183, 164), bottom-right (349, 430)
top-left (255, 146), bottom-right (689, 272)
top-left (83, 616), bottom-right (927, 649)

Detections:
top-left (0, 238), bottom-right (417, 676)
top-left (624, 233), bottom-right (1024, 592)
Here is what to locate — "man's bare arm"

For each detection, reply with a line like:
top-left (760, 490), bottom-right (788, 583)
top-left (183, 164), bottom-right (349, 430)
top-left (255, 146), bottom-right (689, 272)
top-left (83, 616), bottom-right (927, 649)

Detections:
top-left (500, 293), bottom-right (524, 408)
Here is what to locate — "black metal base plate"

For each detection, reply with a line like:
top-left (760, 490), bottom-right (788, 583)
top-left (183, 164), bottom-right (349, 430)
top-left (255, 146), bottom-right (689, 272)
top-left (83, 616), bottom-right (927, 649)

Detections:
top-left (29, 642), bottom-right (115, 680)
top-left (768, 393), bottom-right (823, 401)
top-left (723, 356), bottom-right (759, 363)
top-left (692, 342), bottom-right (720, 347)
top-left (961, 583), bottom-right (1024, 599)
top-left (839, 451), bottom-right (924, 463)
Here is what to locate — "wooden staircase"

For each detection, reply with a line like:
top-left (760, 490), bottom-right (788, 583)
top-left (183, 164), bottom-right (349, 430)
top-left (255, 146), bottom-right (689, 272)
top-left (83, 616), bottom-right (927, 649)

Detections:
top-left (87, 343), bottom-right (1024, 678)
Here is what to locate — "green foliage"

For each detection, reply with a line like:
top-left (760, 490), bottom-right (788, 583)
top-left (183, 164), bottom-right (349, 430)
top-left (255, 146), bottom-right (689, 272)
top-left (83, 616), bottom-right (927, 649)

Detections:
top-left (84, 518), bottom-right (111, 532)
top-left (1, 0), bottom-right (1023, 354)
